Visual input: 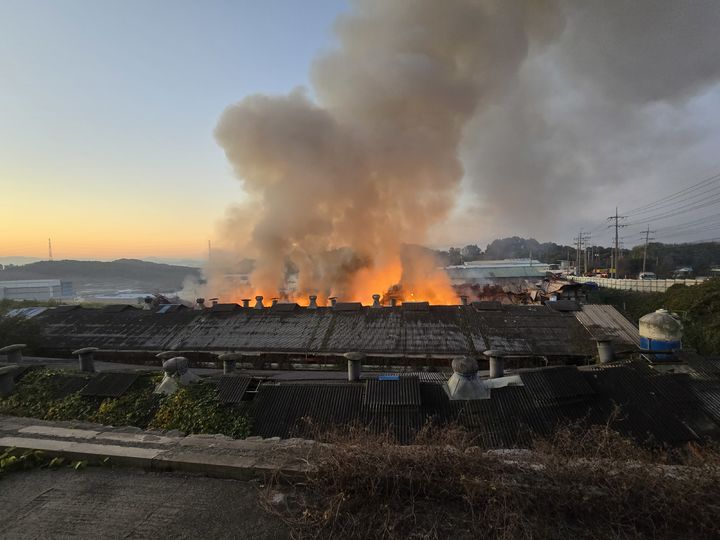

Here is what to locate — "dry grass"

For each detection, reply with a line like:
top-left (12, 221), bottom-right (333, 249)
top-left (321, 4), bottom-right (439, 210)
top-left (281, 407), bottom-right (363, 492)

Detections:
top-left (262, 419), bottom-right (720, 539)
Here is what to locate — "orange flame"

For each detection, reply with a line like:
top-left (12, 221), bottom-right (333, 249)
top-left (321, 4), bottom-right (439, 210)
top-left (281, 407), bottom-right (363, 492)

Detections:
top-left (222, 254), bottom-right (458, 306)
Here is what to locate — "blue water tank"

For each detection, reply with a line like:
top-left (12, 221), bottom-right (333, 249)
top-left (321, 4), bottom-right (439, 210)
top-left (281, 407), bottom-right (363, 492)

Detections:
top-left (639, 309), bottom-right (683, 361)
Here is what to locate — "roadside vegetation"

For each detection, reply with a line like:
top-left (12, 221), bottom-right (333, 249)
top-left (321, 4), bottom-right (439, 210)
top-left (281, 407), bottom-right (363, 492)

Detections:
top-left (0, 369), bottom-right (251, 439)
top-left (265, 422), bottom-right (720, 539)
top-left (591, 277), bottom-right (720, 355)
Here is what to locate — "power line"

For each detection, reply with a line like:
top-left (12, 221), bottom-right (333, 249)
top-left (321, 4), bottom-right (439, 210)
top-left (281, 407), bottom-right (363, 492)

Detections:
top-left (623, 171), bottom-right (720, 215)
top-left (625, 194), bottom-right (720, 226)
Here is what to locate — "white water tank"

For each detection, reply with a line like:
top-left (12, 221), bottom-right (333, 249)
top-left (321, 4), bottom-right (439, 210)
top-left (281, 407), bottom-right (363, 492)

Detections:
top-left (639, 309), bottom-right (682, 361)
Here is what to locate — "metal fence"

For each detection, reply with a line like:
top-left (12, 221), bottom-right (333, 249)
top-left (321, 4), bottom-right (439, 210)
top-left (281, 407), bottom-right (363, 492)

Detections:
top-left (571, 276), bottom-right (706, 293)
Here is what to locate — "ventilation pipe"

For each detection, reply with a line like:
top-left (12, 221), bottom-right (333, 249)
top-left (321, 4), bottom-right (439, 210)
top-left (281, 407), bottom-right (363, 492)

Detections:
top-left (195, 298), bottom-right (205, 310)
top-left (446, 356), bottom-right (489, 400)
top-left (344, 351), bottom-right (365, 382)
top-left (210, 298), bottom-right (219, 307)
top-left (0, 344), bottom-right (25, 363)
top-left (154, 356), bottom-right (200, 395)
top-left (484, 350), bottom-right (505, 379)
top-left (254, 296), bottom-right (264, 309)
top-left (308, 295), bottom-right (318, 309)
top-left (218, 352), bottom-right (241, 374)
top-left (595, 339), bottom-right (614, 364)
top-left (390, 298), bottom-right (398, 307)
top-left (329, 297), bottom-right (337, 307)
top-left (372, 294), bottom-right (382, 308)
top-left (460, 295), bottom-right (469, 306)
top-left (72, 347), bottom-right (98, 373)
top-left (271, 298), bottom-right (279, 306)
top-left (241, 298), bottom-right (250, 308)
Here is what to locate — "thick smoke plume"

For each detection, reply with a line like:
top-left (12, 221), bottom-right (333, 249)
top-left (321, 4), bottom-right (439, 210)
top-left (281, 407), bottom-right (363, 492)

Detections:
top-left (203, 1), bottom-right (720, 303)
top-left (210, 0), bottom-right (563, 303)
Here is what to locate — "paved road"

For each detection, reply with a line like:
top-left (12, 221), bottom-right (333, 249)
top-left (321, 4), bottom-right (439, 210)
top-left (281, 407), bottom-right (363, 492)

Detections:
top-left (0, 467), bottom-right (288, 539)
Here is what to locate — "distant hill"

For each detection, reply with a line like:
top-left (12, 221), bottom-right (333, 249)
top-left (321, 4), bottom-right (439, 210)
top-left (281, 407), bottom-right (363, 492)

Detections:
top-left (0, 259), bottom-right (201, 292)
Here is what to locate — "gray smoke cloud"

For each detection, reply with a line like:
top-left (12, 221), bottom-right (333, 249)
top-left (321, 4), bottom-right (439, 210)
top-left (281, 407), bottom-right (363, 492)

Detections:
top-left (206, 1), bottom-right (720, 302)
top-left (212, 0), bottom-right (564, 302)
top-left (460, 0), bottom-right (720, 245)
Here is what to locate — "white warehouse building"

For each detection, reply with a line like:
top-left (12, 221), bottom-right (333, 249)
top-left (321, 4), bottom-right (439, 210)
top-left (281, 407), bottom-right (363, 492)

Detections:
top-left (0, 279), bottom-right (75, 301)
top-left (445, 259), bottom-right (551, 285)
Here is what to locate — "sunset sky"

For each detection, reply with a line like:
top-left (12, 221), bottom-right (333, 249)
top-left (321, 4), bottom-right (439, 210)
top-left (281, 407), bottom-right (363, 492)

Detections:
top-left (3, 1), bottom-right (720, 264)
top-left (0, 0), bottom-right (343, 260)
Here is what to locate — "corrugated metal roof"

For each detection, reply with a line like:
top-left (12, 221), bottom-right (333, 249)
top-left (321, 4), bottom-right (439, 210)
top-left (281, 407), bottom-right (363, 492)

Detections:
top-left (364, 376), bottom-right (421, 406)
top-left (242, 359), bottom-right (720, 446)
top-left (34, 303), bottom-right (616, 358)
top-left (79, 372), bottom-right (140, 397)
top-left (582, 365), bottom-right (696, 443)
top-left (216, 376), bottom-right (252, 404)
top-left (447, 266), bottom-right (548, 279)
top-left (102, 304), bottom-right (137, 313)
top-left (251, 383), bottom-right (364, 439)
top-left (48, 374), bottom-right (93, 399)
top-left (5, 307), bottom-right (48, 319)
top-left (520, 366), bottom-right (595, 401)
top-left (683, 353), bottom-right (720, 379)
top-left (210, 303), bottom-right (241, 313)
top-left (574, 304), bottom-right (639, 346)
top-left (546, 300), bottom-right (581, 312)
top-left (156, 304), bottom-right (189, 314)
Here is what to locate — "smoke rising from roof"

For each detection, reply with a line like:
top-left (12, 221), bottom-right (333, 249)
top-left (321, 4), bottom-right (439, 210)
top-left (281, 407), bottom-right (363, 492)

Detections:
top-left (212, 0), bottom-right (563, 301)
top-left (208, 1), bottom-right (720, 300)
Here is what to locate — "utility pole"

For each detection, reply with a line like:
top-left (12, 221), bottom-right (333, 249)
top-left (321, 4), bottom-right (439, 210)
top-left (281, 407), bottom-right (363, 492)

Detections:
top-left (642, 226), bottom-right (655, 273)
top-left (573, 232), bottom-right (581, 275)
top-left (583, 234), bottom-right (591, 275)
top-left (572, 231), bottom-right (591, 275)
top-left (607, 208), bottom-right (627, 279)
top-left (48, 238), bottom-right (53, 261)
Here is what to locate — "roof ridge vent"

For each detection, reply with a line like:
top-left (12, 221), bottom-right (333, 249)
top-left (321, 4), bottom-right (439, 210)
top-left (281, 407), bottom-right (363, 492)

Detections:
top-left (445, 356), bottom-right (490, 400)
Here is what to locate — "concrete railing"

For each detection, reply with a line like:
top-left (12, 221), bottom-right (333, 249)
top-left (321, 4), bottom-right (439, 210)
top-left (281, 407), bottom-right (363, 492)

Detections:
top-left (571, 276), bottom-right (706, 292)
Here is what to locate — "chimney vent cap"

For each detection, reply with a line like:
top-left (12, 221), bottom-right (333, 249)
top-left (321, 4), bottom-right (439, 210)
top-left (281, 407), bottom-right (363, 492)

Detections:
top-left (451, 356), bottom-right (478, 374)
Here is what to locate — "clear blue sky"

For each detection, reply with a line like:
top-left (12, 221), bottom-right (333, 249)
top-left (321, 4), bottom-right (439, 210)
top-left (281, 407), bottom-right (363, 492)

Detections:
top-left (0, 0), bottom-right (346, 259)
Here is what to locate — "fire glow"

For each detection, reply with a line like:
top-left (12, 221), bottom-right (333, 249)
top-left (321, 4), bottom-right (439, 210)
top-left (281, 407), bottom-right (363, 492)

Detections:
top-left (222, 252), bottom-right (459, 306)
top-left (192, 2), bottom-right (567, 306)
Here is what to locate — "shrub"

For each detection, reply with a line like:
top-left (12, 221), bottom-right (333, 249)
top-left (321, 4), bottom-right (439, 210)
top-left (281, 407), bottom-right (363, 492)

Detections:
top-left (150, 382), bottom-right (250, 438)
top-left (0, 370), bottom-right (251, 437)
top-left (265, 425), bottom-right (720, 539)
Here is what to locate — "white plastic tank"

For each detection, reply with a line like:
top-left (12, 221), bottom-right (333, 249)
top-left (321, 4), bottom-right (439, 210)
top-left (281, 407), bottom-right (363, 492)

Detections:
top-left (639, 309), bottom-right (683, 361)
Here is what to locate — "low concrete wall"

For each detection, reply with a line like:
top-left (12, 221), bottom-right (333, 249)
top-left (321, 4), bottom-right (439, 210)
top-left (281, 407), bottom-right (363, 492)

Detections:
top-left (571, 276), bottom-right (706, 293)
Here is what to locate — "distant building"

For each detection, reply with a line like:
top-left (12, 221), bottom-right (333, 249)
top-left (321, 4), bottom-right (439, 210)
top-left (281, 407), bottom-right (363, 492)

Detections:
top-left (0, 279), bottom-right (75, 301)
top-left (445, 258), bottom-right (550, 284)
